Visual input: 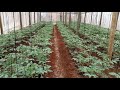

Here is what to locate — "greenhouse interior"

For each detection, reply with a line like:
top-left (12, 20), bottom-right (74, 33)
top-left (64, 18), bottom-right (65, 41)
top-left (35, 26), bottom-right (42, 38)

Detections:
top-left (0, 12), bottom-right (120, 78)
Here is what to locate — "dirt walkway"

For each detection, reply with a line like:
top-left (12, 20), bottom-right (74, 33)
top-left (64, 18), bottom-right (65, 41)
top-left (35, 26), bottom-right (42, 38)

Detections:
top-left (46, 25), bottom-right (81, 78)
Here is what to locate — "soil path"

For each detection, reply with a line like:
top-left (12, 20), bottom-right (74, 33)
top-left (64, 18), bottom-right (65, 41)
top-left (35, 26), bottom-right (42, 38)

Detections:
top-left (46, 25), bottom-right (81, 78)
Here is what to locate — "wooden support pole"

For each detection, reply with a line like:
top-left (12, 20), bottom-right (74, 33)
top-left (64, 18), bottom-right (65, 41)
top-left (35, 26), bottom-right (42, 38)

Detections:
top-left (19, 12), bottom-right (22, 29)
top-left (84, 12), bottom-right (87, 24)
top-left (51, 12), bottom-right (52, 21)
top-left (34, 12), bottom-right (35, 23)
top-left (69, 12), bottom-right (71, 28)
top-left (91, 12), bottom-right (93, 24)
top-left (60, 12), bottom-right (62, 21)
top-left (77, 12), bottom-right (81, 34)
top-left (108, 12), bottom-right (119, 60)
top-left (40, 12), bottom-right (41, 21)
top-left (96, 12), bottom-right (98, 25)
top-left (0, 13), bottom-right (3, 34)
top-left (37, 12), bottom-right (39, 23)
top-left (63, 12), bottom-right (64, 24)
top-left (29, 12), bottom-right (31, 26)
top-left (99, 12), bottom-right (103, 27)
top-left (65, 12), bottom-right (67, 25)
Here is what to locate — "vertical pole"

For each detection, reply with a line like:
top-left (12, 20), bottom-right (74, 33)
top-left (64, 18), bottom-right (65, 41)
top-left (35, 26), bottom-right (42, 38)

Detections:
top-left (60, 12), bottom-right (62, 21)
top-left (63, 12), bottom-right (64, 24)
top-left (96, 12), bottom-right (98, 25)
top-left (99, 12), bottom-right (103, 27)
top-left (34, 12), bottom-right (35, 23)
top-left (29, 12), bottom-right (31, 26)
top-left (0, 13), bottom-right (3, 34)
top-left (40, 12), bottom-right (41, 21)
top-left (84, 12), bottom-right (87, 24)
top-left (91, 12), bottom-right (93, 24)
top-left (65, 12), bottom-right (67, 25)
top-left (51, 12), bottom-right (52, 21)
top-left (77, 12), bottom-right (81, 34)
top-left (19, 12), bottom-right (22, 29)
top-left (108, 12), bottom-right (119, 60)
top-left (69, 12), bottom-right (71, 28)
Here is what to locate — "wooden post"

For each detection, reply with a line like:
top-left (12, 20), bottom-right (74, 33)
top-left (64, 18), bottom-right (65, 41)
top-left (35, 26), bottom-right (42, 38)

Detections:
top-left (51, 12), bottom-right (52, 21)
top-left (0, 13), bottom-right (3, 34)
top-left (40, 12), bottom-right (41, 21)
top-left (69, 12), bottom-right (71, 28)
top-left (63, 12), bottom-right (64, 24)
top-left (19, 12), bottom-right (22, 29)
top-left (37, 12), bottom-right (39, 23)
top-left (91, 12), bottom-right (93, 24)
top-left (108, 12), bottom-right (119, 60)
top-left (99, 12), bottom-right (103, 27)
top-left (60, 12), bottom-right (62, 21)
top-left (29, 12), bottom-right (31, 26)
top-left (84, 12), bottom-right (87, 24)
top-left (96, 12), bottom-right (98, 25)
top-left (65, 12), bottom-right (67, 25)
top-left (34, 12), bottom-right (35, 23)
top-left (77, 12), bottom-right (81, 34)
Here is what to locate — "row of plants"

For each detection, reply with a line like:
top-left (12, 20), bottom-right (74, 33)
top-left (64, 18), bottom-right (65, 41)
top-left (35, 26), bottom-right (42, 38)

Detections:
top-left (0, 22), bottom-right (45, 61)
top-left (57, 22), bottom-right (119, 78)
top-left (0, 23), bottom-right (45, 51)
top-left (70, 22), bottom-right (120, 60)
top-left (0, 22), bottom-right (53, 78)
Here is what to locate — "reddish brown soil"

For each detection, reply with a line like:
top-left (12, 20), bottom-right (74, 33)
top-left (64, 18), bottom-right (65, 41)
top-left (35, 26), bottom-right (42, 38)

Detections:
top-left (103, 67), bottom-right (120, 78)
top-left (46, 25), bottom-right (81, 78)
top-left (63, 25), bottom-right (120, 78)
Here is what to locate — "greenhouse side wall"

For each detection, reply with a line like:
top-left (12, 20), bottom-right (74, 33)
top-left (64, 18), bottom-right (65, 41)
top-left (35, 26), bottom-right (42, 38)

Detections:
top-left (0, 12), bottom-right (120, 35)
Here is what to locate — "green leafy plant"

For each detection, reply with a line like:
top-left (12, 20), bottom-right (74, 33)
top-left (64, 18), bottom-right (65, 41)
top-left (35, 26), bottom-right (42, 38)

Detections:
top-left (57, 22), bottom-right (120, 78)
top-left (109, 72), bottom-right (120, 78)
top-left (0, 22), bottom-right (53, 78)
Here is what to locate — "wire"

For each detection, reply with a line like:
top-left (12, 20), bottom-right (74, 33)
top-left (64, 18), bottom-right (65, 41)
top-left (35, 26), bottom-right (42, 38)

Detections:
top-left (6, 12), bottom-right (13, 77)
top-left (29, 12), bottom-right (32, 77)
top-left (13, 12), bottom-right (18, 77)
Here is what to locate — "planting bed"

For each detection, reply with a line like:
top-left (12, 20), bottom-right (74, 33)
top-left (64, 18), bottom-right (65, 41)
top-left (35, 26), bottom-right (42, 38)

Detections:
top-left (57, 22), bottom-right (120, 78)
top-left (0, 22), bottom-right (53, 78)
top-left (70, 22), bottom-right (120, 59)
top-left (0, 21), bottom-right (120, 78)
